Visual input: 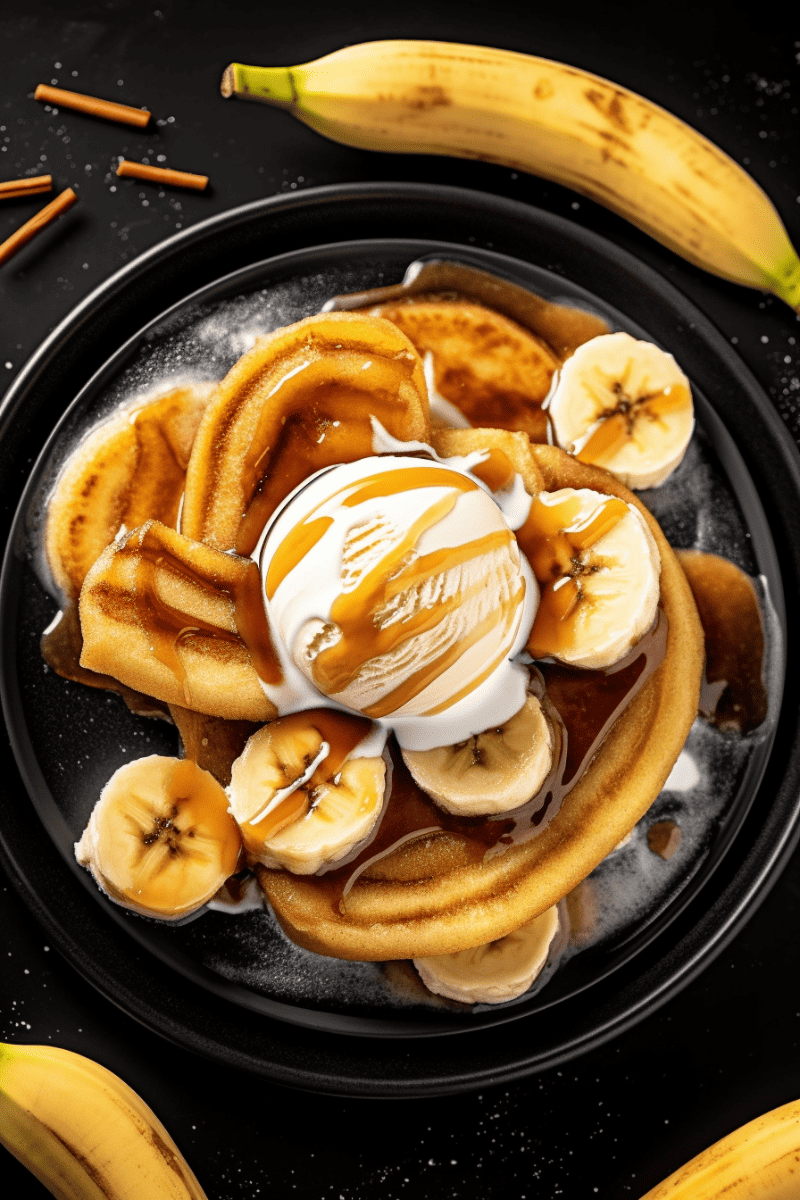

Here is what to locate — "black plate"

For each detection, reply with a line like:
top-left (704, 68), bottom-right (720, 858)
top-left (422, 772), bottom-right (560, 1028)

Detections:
top-left (2, 183), bottom-right (800, 1096)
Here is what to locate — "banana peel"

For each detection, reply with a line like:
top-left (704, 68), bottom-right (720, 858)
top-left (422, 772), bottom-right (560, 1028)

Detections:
top-left (0, 1041), bottom-right (208, 1200)
top-left (639, 1098), bottom-right (800, 1199)
top-left (221, 41), bottom-right (800, 312)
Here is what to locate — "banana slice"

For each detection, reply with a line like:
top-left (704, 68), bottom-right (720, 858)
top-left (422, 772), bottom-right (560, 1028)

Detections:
top-left (547, 332), bottom-right (694, 489)
top-left (521, 486), bottom-right (660, 669)
top-left (75, 755), bottom-right (242, 920)
top-left (228, 710), bottom-right (385, 874)
top-left (413, 905), bottom-right (560, 1004)
top-left (401, 693), bottom-right (553, 817)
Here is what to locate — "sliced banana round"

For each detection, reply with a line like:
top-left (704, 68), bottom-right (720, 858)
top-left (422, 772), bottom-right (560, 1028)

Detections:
top-left (414, 905), bottom-right (560, 1004)
top-left (547, 331), bottom-right (694, 489)
top-left (522, 487), bottom-right (660, 670)
top-left (228, 712), bottom-right (385, 875)
top-left (401, 693), bottom-right (553, 817)
top-left (74, 755), bottom-right (242, 920)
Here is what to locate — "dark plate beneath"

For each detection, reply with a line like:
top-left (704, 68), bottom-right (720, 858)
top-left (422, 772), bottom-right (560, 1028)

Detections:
top-left (2, 184), bottom-right (800, 1095)
top-left (0, 240), bottom-right (788, 1032)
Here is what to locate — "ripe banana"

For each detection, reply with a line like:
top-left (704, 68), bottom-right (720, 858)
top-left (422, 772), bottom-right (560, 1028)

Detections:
top-left (227, 710), bottom-right (385, 873)
top-left (221, 41), bottom-right (800, 311)
top-left (638, 1097), bottom-right (800, 1199)
top-left (75, 755), bottom-right (242, 919)
top-left (0, 1041), bottom-right (208, 1200)
top-left (521, 487), bottom-right (660, 668)
top-left (414, 904), bottom-right (560, 1003)
top-left (546, 332), bottom-right (694, 490)
top-left (401, 692), bottom-right (553, 816)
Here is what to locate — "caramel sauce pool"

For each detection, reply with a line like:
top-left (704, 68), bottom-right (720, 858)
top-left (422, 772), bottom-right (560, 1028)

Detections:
top-left (677, 550), bottom-right (768, 735)
top-left (309, 612), bottom-right (667, 915)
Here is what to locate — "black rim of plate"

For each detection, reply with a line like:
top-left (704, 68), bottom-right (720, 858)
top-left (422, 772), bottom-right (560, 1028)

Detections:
top-left (2, 182), bottom-right (800, 1097)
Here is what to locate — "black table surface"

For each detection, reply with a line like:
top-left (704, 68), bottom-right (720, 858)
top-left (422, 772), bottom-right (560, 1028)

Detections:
top-left (2, 3), bottom-right (799, 1197)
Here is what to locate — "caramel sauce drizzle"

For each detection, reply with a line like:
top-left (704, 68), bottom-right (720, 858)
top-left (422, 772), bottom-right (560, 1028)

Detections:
top-left (309, 611), bottom-right (666, 914)
top-left (539, 610), bottom-right (666, 788)
top-left (244, 708), bottom-right (373, 838)
top-left (575, 384), bottom-right (690, 467)
top-left (265, 465), bottom-right (474, 599)
top-left (235, 351), bottom-right (419, 557)
top-left (121, 525), bottom-right (281, 704)
top-left (468, 448), bottom-right (517, 493)
top-left (229, 561), bottom-right (282, 685)
top-left (266, 464), bottom-right (524, 717)
top-left (265, 516), bottom-right (333, 598)
top-left (516, 493), bottom-right (629, 658)
top-left (128, 529), bottom-right (237, 705)
top-left (334, 524), bottom-right (521, 719)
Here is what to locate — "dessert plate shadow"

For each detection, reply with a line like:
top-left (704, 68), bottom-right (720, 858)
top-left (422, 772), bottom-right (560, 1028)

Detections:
top-left (1, 183), bottom-right (800, 1096)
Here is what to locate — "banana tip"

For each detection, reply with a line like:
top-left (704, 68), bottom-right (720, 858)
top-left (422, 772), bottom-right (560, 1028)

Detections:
top-left (220, 64), bottom-right (235, 99)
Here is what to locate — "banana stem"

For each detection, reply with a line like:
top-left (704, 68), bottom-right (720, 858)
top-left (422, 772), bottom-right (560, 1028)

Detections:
top-left (221, 62), bottom-right (295, 107)
top-left (773, 251), bottom-right (800, 311)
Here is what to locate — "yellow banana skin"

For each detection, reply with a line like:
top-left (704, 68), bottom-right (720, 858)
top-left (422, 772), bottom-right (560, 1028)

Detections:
top-left (639, 1097), bottom-right (800, 1199)
top-left (221, 41), bottom-right (800, 312)
top-left (0, 1041), bottom-right (208, 1200)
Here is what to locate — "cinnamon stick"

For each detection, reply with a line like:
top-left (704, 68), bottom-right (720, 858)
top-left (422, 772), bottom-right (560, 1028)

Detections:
top-left (0, 174), bottom-right (53, 201)
top-left (0, 187), bottom-right (78, 267)
top-left (34, 84), bottom-right (151, 128)
top-left (0, 185), bottom-right (53, 201)
top-left (116, 160), bottom-right (209, 191)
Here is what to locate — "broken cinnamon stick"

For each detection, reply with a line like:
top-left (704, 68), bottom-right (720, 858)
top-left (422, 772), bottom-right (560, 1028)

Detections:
top-left (34, 84), bottom-right (151, 128)
top-left (116, 160), bottom-right (208, 191)
top-left (0, 185), bottom-right (53, 201)
top-left (0, 174), bottom-right (53, 201)
top-left (0, 187), bottom-right (78, 267)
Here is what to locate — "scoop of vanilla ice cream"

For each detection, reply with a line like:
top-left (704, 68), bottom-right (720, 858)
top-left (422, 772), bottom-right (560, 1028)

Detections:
top-left (260, 456), bottom-right (536, 742)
